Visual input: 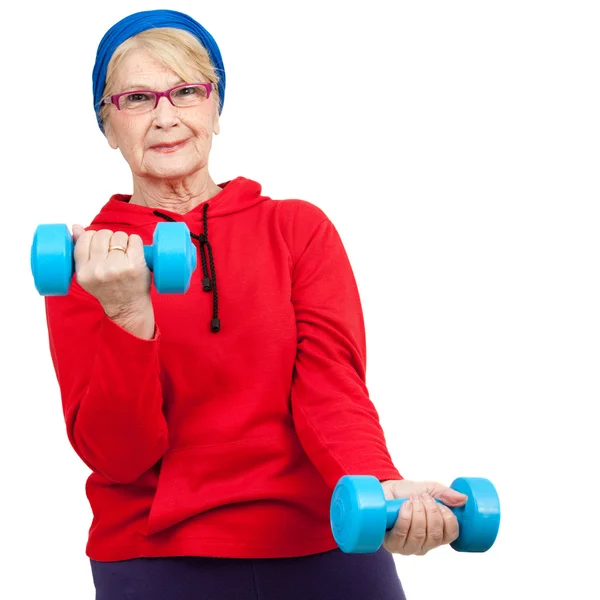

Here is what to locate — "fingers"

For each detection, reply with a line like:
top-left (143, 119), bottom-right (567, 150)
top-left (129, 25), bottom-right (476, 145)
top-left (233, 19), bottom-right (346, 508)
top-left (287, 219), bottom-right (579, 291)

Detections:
top-left (71, 224), bottom-right (85, 243)
top-left (384, 496), bottom-right (427, 555)
top-left (107, 231), bottom-right (130, 257)
top-left (406, 496), bottom-right (427, 554)
top-left (386, 498), bottom-right (412, 548)
top-left (440, 503), bottom-right (460, 545)
top-left (126, 234), bottom-right (146, 265)
top-left (74, 228), bottom-right (132, 270)
top-left (384, 494), bottom-right (459, 556)
top-left (89, 229), bottom-right (114, 262)
top-left (418, 495), bottom-right (444, 555)
top-left (73, 227), bottom-right (96, 267)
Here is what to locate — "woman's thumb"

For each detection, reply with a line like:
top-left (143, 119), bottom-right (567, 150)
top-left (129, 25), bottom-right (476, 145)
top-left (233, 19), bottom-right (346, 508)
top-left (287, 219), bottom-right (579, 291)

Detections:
top-left (436, 487), bottom-right (469, 507)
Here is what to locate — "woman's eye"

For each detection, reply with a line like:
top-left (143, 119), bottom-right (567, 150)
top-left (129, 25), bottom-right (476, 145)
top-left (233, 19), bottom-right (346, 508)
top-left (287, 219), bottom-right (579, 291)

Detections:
top-left (127, 93), bottom-right (152, 103)
top-left (175, 87), bottom-right (198, 97)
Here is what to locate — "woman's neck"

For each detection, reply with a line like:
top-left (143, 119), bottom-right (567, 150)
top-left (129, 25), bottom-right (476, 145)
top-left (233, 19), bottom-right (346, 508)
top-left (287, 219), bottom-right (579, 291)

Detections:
top-left (129, 171), bottom-right (222, 214)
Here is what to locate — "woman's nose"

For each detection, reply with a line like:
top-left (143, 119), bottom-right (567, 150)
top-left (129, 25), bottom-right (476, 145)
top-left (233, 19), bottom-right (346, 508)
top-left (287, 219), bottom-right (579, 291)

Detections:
top-left (153, 95), bottom-right (179, 128)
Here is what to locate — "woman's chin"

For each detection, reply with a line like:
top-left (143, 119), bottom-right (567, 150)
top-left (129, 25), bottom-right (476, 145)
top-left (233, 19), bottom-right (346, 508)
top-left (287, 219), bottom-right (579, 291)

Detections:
top-left (143, 161), bottom-right (201, 181)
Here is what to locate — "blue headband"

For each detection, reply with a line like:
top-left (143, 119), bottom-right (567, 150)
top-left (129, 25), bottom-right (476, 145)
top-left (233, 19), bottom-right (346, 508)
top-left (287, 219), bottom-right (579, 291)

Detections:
top-left (92, 9), bottom-right (225, 132)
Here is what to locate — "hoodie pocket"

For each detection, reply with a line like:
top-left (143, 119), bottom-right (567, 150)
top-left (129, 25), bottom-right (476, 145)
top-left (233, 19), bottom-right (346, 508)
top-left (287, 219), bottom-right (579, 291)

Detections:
top-left (146, 432), bottom-right (323, 536)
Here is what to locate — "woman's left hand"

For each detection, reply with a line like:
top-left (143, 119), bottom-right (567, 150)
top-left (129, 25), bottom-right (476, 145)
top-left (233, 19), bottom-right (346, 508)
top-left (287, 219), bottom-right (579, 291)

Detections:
top-left (379, 479), bottom-right (468, 555)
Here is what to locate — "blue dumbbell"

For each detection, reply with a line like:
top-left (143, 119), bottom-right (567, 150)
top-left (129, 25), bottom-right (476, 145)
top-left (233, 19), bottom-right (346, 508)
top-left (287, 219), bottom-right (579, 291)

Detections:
top-left (31, 222), bottom-right (197, 295)
top-left (330, 475), bottom-right (500, 553)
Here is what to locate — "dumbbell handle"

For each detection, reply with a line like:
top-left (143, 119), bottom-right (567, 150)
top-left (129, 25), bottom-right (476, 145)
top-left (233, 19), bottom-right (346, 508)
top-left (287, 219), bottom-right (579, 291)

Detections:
top-left (60, 245), bottom-right (156, 270)
top-left (142, 246), bottom-right (154, 270)
top-left (385, 498), bottom-right (451, 529)
top-left (115, 233), bottom-right (196, 275)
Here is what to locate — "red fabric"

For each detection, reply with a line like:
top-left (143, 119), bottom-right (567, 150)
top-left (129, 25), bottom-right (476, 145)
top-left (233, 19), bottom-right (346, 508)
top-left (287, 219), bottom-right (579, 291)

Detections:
top-left (44, 176), bottom-right (402, 561)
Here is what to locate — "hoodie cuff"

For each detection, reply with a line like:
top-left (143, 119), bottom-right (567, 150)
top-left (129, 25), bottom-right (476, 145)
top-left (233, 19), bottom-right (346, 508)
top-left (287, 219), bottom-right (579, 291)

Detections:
top-left (101, 312), bottom-right (160, 343)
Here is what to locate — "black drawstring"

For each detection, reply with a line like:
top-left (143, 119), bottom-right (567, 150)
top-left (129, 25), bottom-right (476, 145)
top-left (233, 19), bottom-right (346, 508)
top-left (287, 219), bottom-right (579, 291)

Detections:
top-left (153, 204), bottom-right (221, 333)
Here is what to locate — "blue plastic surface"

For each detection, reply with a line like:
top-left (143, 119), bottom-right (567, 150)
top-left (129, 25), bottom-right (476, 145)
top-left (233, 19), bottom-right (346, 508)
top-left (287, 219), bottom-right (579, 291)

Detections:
top-left (31, 221), bottom-right (197, 295)
top-left (151, 222), bottom-right (197, 293)
top-left (449, 477), bottom-right (501, 552)
top-left (330, 475), bottom-right (387, 553)
top-left (330, 474), bottom-right (500, 554)
top-left (31, 224), bottom-right (74, 296)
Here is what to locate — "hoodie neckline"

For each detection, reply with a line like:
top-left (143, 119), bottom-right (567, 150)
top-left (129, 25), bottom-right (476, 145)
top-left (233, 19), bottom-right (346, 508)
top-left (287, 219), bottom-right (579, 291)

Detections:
top-left (105, 176), bottom-right (264, 220)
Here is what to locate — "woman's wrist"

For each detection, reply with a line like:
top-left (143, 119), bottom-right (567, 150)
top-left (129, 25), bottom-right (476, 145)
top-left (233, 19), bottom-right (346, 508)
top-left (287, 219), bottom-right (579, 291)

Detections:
top-left (104, 299), bottom-right (155, 340)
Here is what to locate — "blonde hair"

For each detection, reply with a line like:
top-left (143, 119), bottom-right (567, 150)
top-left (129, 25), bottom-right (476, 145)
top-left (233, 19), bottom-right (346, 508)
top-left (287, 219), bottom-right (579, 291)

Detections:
top-left (99, 27), bottom-right (221, 127)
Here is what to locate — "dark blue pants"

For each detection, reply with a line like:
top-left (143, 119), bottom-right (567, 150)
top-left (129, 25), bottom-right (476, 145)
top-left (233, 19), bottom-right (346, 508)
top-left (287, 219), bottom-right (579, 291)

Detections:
top-left (90, 547), bottom-right (406, 600)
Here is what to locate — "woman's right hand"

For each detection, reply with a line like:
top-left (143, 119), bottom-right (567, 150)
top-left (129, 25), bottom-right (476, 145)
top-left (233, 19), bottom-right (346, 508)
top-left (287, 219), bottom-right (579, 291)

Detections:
top-left (72, 225), bottom-right (155, 337)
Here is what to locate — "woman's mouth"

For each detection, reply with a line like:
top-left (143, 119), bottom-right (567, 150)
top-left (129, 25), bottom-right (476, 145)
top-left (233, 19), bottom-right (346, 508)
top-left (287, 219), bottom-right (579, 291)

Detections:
top-left (150, 139), bottom-right (189, 153)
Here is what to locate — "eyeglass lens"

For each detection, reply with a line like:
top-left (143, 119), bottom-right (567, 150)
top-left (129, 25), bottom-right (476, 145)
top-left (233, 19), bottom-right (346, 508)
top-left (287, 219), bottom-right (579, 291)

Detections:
top-left (118, 85), bottom-right (209, 111)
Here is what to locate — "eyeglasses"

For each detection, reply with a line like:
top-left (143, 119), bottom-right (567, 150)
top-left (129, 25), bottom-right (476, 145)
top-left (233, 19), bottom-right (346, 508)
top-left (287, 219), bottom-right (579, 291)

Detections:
top-left (101, 82), bottom-right (215, 114)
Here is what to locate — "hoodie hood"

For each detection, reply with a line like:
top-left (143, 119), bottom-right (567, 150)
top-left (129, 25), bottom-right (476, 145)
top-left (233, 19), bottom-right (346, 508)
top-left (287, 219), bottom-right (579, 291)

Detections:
top-left (89, 176), bottom-right (269, 334)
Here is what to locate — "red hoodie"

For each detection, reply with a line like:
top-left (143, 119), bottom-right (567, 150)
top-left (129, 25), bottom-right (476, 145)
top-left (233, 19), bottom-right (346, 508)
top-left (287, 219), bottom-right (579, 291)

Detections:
top-left (44, 175), bottom-right (402, 561)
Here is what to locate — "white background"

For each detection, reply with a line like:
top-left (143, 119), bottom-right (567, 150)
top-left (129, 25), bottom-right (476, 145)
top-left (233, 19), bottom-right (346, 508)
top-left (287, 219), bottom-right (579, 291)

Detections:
top-left (1, 1), bottom-right (599, 598)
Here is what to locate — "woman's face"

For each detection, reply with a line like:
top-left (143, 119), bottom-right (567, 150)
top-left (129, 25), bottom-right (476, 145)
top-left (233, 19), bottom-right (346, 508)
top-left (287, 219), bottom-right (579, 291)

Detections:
top-left (103, 49), bottom-right (220, 181)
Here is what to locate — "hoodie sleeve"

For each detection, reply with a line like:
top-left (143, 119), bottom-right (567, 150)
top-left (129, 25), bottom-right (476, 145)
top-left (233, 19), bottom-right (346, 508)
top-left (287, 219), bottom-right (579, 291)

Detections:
top-left (44, 281), bottom-right (169, 484)
top-left (279, 201), bottom-right (402, 491)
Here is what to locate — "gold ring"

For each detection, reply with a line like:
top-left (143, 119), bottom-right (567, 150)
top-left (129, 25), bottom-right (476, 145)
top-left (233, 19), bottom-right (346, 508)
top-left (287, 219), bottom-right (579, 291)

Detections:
top-left (108, 245), bottom-right (127, 253)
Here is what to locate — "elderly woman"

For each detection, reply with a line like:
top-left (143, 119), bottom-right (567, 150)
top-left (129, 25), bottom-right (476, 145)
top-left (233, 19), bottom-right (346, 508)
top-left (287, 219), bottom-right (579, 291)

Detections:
top-left (44, 9), bottom-right (468, 600)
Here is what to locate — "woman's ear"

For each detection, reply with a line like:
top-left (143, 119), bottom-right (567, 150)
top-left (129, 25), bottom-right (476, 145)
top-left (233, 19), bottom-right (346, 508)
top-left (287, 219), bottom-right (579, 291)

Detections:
top-left (213, 113), bottom-right (220, 136)
top-left (104, 120), bottom-right (119, 150)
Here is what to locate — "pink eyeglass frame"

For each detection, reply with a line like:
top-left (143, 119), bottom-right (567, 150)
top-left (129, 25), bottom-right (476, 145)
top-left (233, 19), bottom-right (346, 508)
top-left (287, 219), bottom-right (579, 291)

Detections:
top-left (101, 82), bottom-right (215, 110)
